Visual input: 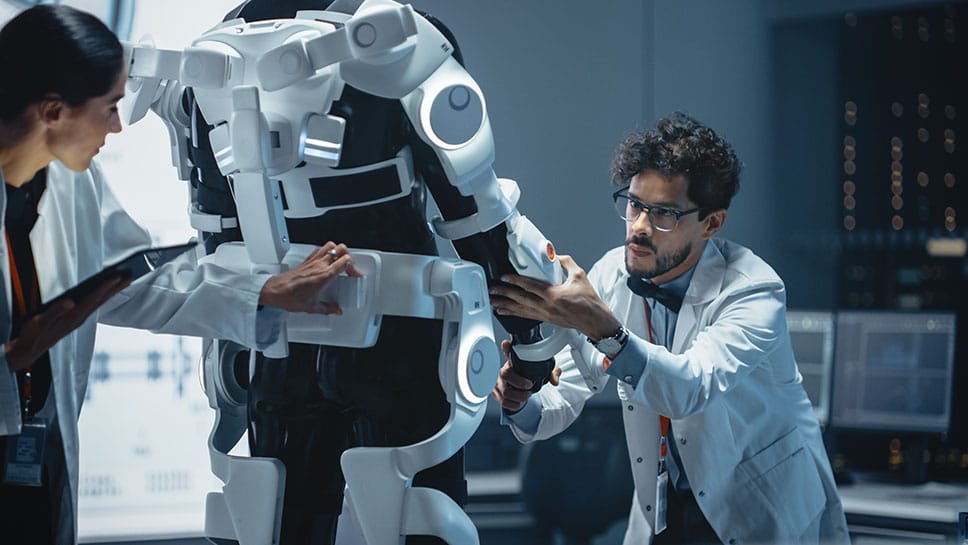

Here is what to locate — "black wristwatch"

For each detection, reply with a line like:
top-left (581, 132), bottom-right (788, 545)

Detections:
top-left (589, 327), bottom-right (629, 359)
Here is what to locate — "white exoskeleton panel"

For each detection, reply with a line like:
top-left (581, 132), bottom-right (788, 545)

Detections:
top-left (121, 1), bottom-right (580, 543)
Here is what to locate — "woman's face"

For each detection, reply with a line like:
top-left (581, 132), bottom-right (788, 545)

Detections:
top-left (47, 68), bottom-right (125, 171)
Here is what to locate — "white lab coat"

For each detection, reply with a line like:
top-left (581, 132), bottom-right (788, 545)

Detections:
top-left (0, 160), bottom-right (277, 542)
top-left (510, 239), bottom-right (850, 545)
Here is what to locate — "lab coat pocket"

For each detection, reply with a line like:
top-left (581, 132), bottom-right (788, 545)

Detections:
top-left (734, 428), bottom-right (825, 542)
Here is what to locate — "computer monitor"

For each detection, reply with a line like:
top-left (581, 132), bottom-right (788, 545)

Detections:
top-left (787, 310), bottom-right (836, 425)
top-left (830, 311), bottom-right (957, 434)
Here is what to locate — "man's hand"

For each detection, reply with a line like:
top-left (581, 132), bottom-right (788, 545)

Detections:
top-left (492, 340), bottom-right (561, 412)
top-left (258, 241), bottom-right (362, 314)
top-left (489, 255), bottom-right (622, 342)
top-left (6, 273), bottom-right (130, 371)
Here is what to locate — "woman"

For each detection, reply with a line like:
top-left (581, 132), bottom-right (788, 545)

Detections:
top-left (0, 6), bottom-right (356, 543)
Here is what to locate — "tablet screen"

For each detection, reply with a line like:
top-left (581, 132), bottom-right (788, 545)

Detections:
top-left (36, 241), bottom-right (198, 315)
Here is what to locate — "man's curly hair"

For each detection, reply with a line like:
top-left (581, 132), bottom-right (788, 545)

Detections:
top-left (610, 112), bottom-right (741, 219)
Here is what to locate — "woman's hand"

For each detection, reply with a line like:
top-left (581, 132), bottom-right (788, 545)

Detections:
top-left (5, 273), bottom-right (130, 371)
top-left (258, 242), bottom-right (363, 314)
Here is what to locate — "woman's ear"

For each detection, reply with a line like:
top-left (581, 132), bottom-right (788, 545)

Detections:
top-left (37, 98), bottom-right (65, 127)
top-left (702, 209), bottom-right (727, 239)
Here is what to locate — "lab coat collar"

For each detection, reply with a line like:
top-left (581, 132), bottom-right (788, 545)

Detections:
top-left (683, 239), bottom-right (726, 307)
top-left (612, 239), bottom-right (725, 354)
top-left (671, 240), bottom-right (726, 355)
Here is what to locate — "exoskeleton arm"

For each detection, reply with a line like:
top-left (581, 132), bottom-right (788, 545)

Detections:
top-left (332, 1), bottom-right (582, 390)
top-left (402, 61), bottom-right (581, 391)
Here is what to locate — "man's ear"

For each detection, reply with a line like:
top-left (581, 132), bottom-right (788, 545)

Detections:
top-left (702, 209), bottom-right (727, 239)
top-left (37, 98), bottom-right (66, 127)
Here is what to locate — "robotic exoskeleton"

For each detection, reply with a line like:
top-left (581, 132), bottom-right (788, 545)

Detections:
top-left (123, 1), bottom-right (581, 544)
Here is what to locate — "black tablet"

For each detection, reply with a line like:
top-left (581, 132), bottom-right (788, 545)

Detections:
top-left (35, 241), bottom-right (198, 315)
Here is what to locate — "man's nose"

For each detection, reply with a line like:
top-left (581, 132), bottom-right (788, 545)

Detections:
top-left (630, 210), bottom-right (653, 235)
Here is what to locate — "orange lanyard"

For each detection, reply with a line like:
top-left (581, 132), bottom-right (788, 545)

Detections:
top-left (644, 300), bottom-right (672, 467)
top-left (5, 230), bottom-right (41, 414)
top-left (5, 230), bottom-right (40, 316)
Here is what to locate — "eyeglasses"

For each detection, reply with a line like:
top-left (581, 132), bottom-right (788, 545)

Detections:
top-left (612, 187), bottom-right (702, 232)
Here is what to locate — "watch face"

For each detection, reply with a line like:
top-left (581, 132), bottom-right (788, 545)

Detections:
top-left (595, 337), bottom-right (623, 356)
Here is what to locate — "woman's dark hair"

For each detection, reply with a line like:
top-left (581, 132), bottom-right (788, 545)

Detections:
top-left (0, 5), bottom-right (123, 127)
top-left (610, 112), bottom-right (742, 218)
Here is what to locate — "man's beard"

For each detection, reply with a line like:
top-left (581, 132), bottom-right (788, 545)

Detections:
top-left (625, 235), bottom-right (692, 280)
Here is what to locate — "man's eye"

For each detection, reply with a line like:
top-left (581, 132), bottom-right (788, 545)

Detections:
top-left (653, 208), bottom-right (676, 217)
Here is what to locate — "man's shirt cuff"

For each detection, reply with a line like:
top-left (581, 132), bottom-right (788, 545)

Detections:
top-left (500, 397), bottom-right (542, 436)
top-left (603, 334), bottom-right (649, 387)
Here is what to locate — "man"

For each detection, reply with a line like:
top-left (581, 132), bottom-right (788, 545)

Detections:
top-left (489, 112), bottom-right (850, 545)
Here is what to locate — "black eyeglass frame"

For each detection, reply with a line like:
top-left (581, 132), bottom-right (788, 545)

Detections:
top-left (611, 187), bottom-right (703, 232)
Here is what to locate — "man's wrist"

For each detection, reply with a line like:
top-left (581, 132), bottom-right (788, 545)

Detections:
top-left (584, 313), bottom-right (624, 343)
top-left (589, 326), bottom-right (629, 359)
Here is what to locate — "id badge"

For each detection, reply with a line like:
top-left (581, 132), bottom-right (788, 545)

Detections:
top-left (2, 419), bottom-right (48, 487)
top-left (654, 469), bottom-right (669, 535)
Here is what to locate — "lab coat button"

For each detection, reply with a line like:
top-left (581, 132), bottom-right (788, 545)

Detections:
top-left (729, 539), bottom-right (737, 545)
top-left (680, 438), bottom-right (687, 445)
top-left (623, 375), bottom-right (634, 383)
top-left (697, 490), bottom-right (705, 497)
top-left (636, 457), bottom-right (643, 463)
top-left (627, 405), bottom-right (634, 411)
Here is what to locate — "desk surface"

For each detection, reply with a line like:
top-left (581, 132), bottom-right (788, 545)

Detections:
top-left (821, 481), bottom-right (968, 524)
top-left (467, 470), bottom-right (522, 497)
top-left (467, 472), bottom-right (968, 524)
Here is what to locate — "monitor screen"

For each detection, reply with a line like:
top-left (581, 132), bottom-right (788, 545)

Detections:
top-left (787, 310), bottom-right (835, 425)
top-left (830, 311), bottom-right (957, 434)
